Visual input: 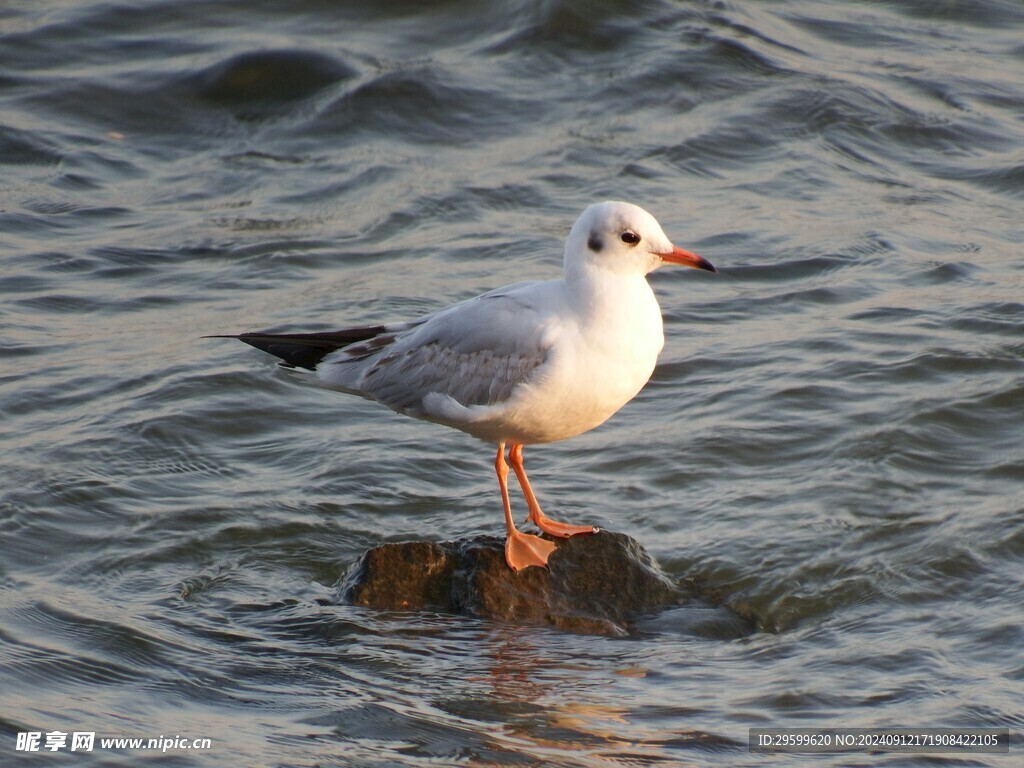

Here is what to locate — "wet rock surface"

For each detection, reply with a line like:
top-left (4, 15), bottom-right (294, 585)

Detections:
top-left (342, 530), bottom-right (754, 637)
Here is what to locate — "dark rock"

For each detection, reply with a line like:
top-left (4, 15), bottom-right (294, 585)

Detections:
top-left (342, 530), bottom-right (749, 637)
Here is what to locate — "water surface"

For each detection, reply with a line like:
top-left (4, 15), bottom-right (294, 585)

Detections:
top-left (2, 1), bottom-right (1022, 766)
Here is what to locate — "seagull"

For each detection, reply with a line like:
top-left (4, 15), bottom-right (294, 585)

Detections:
top-left (213, 201), bottom-right (715, 571)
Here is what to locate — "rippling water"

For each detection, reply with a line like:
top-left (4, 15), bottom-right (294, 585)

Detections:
top-left (2, 1), bottom-right (1022, 766)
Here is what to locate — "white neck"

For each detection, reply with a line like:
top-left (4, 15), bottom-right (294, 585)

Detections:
top-left (565, 264), bottom-right (665, 351)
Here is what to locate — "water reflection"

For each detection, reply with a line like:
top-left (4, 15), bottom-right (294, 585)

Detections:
top-left (455, 629), bottom-right (665, 764)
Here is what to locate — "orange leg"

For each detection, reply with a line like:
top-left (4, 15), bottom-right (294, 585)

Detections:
top-left (496, 442), bottom-right (556, 571)
top-left (508, 443), bottom-right (598, 538)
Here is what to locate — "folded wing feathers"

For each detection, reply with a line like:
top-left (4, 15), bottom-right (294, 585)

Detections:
top-left (354, 342), bottom-right (546, 412)
top-left (219, 287), bottom-right (553, 416)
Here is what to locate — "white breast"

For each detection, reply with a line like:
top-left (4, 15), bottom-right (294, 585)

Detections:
top-left (465, 272), bottom-right (666, 445)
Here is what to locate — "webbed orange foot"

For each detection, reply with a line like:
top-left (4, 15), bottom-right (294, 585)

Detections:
top-left (505, 529), bottom-right (557, 571)
top-left (529, 510), bottom-right (599, 538)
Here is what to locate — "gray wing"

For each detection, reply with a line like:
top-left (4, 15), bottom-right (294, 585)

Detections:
top-left (316, 281), bottom-right (561, 415)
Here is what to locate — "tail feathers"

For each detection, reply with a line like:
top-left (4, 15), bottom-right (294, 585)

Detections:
top-left (207, 326), bottom-right (387, 370)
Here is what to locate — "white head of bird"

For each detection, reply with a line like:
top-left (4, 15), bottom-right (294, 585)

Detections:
top-left (563, 201), bottom-right (714, 279)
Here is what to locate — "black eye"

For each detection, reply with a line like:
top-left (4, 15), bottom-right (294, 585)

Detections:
top-left (621, 231), bottom-right (641, 246)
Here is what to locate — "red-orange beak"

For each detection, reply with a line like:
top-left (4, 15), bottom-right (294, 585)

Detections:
top-left (656, 245), bottom-right (716, 273)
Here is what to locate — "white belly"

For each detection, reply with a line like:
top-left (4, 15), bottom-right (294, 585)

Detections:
top-left (463, 298), bottom-right (665, 445)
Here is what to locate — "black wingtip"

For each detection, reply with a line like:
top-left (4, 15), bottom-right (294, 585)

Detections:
top-left (237, 333), bottom-right (334, 371)
top-left (205, 326), bottom-right (389, 371)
